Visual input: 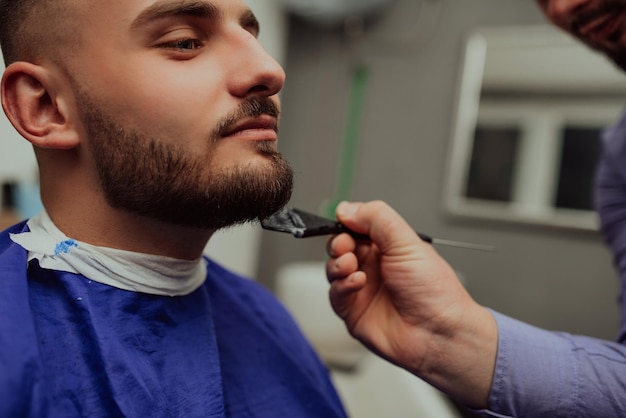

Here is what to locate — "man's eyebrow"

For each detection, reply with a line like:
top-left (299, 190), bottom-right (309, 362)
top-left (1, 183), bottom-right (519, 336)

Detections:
top-left (131, 0), bottom-right (222, 28)
top-left (241, 9), bottom-right (260, 36)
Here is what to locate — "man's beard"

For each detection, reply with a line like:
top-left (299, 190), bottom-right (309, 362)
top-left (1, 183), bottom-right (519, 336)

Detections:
top-left (74, 91), bottom-right (294, 230)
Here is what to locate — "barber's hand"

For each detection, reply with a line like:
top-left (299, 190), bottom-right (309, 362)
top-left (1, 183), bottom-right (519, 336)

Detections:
top-left (326, 201), bottom-right (497, 408)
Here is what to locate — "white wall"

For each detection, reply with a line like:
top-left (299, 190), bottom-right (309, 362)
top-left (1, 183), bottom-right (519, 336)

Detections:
top-left (0, 110), bottom-right (37, 182)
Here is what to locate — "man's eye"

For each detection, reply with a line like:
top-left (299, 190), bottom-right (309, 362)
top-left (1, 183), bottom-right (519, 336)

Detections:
top-left (165, 38), bottom-right (203, 50)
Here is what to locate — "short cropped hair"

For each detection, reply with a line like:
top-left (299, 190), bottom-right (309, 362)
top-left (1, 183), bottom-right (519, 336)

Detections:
top-left (0, 0), bottom-right (72, 65)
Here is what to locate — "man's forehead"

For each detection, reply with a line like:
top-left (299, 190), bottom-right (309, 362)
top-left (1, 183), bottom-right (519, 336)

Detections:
top-left (131, 0), bottom-right (223, 28)
top-left (74, 0), bottom-right (255, 30)
top-left (103, 0), bottom-right (250, 18)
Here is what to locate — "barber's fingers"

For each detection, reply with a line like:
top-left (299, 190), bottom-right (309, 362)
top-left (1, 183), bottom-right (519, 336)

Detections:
top-left (326, 252), bottom-right (367, 320)
top-left (335, 200), bottom-right (424, 253)
top-left (326, 249), bottom-right (359, 280)
top-left (326, 232), bottom-right (356, 258)
top-left (329, 270), bottom-right (367, 299)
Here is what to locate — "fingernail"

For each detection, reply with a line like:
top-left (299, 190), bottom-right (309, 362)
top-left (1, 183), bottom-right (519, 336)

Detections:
top-left (336, 201), bottom-right (357, 217)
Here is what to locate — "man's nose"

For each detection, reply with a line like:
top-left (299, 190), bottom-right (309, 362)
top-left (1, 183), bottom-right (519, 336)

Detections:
top-left (226, 33), bottom-right (286, 98)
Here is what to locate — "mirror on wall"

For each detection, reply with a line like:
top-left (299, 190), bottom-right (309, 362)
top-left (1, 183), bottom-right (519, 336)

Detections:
top-left (444, 25), bottom-right (626, 231)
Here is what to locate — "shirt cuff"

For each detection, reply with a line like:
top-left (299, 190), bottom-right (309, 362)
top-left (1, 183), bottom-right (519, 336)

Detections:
top-left (478, 310), bottom-right (580, 417)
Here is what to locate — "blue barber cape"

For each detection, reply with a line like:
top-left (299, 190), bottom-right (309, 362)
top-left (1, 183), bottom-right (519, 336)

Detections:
top-left (0, 221), bottom-right (347, 417)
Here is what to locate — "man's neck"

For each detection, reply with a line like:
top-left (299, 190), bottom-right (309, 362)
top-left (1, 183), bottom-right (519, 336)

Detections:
top-left (45, 202), bottom-right (215, 260)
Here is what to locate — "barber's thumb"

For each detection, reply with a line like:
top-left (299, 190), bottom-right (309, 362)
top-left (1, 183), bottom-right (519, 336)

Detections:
top-left (336, 201), bottom-right (359, 217)
top-left (336, 201), bottom-right (363, 227)
top-left (336, 201), bottom-right (418, 249)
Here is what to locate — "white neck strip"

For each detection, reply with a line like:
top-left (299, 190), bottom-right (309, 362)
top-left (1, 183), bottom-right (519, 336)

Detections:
top-left (10, 211), bottom-right (207, 296)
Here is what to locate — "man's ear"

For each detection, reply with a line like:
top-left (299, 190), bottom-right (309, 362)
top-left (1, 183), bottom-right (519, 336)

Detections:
top-left (1, 61), bottom-right (80, 150)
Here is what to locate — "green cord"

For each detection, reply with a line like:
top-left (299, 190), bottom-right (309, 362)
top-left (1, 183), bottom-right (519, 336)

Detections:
top-left (322, 66), bottom-right (370, 219)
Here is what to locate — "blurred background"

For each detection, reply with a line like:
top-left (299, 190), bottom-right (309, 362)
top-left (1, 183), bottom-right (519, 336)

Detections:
top-left (1, 0), bottom-right (624, 416)
top-left (260, 0), bottom-right (620, 341)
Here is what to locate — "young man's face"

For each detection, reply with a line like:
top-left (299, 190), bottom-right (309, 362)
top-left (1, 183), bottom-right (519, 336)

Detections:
top-left (537, 0), bottom-right (626, 69)
top-left (63, 0), bottom-right (293, 229)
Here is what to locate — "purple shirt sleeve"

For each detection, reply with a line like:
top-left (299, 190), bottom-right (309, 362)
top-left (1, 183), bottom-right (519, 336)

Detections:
top-left (479, 311), bottom-right (626, 417)
top-left (595, 113), bottom-right (626, 344)
top-left (475, 112), bottom-right (626, 417)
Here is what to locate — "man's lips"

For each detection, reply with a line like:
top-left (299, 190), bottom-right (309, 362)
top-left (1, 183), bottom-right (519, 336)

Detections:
top-left (221, 115), bottom-right (279, 141)
top-left (579, 14), bottom-right (620, 38)
top-left (570, 2), bottom-right (626, 44)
